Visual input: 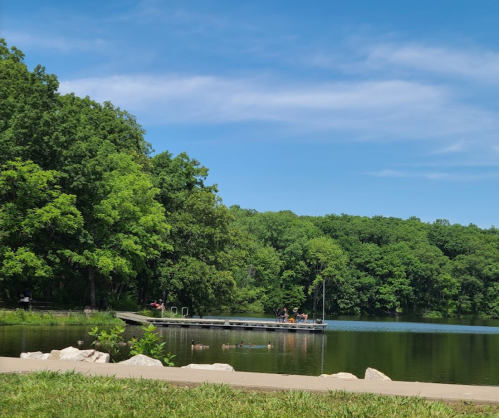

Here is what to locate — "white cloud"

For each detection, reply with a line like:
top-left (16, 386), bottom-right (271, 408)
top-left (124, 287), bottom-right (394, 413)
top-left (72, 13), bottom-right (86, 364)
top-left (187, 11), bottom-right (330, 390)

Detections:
top-left (367, 169), bottom-right (409, 178)
top-left (367, 169), bottom-right (499, 182)
top-left (3, 30), bottom-right (108, 53)
top-left (432, 141), bottom-right (467, 154)
top-left (367, 44), bottom-right (499, 82)
top-left (58, 74), bottom-right (499, 144)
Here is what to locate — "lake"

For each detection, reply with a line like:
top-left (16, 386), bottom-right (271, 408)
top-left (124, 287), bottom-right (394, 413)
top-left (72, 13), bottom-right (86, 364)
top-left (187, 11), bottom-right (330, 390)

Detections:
top-left (2, 315), bottom-right (499, 386)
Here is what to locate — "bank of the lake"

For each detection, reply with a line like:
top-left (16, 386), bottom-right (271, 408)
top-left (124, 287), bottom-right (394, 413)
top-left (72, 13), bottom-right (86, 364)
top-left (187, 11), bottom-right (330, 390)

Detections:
top-left (0, 309), bottom-right (124, 326)
top-left (3, 315), bottom-right (499, 386)
top-left (4, 370), bottom-right (499, 418)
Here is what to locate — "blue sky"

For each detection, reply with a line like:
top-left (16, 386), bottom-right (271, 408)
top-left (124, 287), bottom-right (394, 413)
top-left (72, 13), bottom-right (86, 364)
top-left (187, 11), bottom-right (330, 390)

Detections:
top-left (2, 0), bottom-right (499, 228)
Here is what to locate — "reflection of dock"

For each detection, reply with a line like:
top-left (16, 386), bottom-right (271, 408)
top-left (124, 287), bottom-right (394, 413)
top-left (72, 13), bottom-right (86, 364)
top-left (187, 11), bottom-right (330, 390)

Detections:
top-left (116, 312), bottom-right (327, 333)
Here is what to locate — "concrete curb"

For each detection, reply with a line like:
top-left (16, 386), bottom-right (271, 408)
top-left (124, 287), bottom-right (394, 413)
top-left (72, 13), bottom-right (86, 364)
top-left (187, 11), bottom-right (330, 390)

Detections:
top-left (1, 357), bottom-right (499, 404)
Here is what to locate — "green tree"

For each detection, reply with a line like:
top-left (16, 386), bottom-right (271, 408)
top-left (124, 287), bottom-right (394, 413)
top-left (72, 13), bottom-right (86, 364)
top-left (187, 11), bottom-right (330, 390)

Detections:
top-left (0, 160), bottom-right (82, 293)
top-left (0, 39), bottom-right (59, 167)
top-left (151, 152), bottom-right (236, 314)
top-left (305, 236), bottom-right (347, 313)
top-left (62, 153), bottom-right (170, 307)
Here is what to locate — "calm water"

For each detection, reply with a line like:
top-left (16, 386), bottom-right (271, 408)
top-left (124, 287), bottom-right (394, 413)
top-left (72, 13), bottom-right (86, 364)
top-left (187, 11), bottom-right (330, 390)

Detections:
top-left (2, 315), bottom-right (499, 386)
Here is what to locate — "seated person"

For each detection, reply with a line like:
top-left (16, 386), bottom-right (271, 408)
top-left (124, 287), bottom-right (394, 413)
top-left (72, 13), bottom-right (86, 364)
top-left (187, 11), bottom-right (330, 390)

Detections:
top-left (150, 300), bottom-right (160, 309)
top-left (19, 294), bottom-right (31, 310)
top-left (157, 299), bottom-right (166, 313)
top-left (293, 307), bottom-right (308, 323)
top-left (277, 307), bottom-right (289, 322)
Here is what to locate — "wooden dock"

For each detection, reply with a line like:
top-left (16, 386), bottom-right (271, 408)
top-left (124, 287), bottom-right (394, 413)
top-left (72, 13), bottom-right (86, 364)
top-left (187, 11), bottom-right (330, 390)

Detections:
top-left (116, 312), bottom-right (327, 333)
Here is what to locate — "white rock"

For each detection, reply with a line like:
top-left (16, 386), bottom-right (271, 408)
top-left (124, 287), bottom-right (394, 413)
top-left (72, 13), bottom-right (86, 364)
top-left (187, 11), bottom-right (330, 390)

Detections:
top-left (47, 347), bottom-right (109, 363)
top-left (320, 372), bottom-right (358, 379)
top-left (89, 352), bottom-right (111, 363)
top-left (20, 351), bottom-right (49, 360)
top-left (59, 346), bottom-right (95, 362)
top-left (364, 367), bottom-right (391, 381)
top-left (119, 354), bottom-right (163, 367)
top-left (181, 363), bottom-right (235, 371)
top-left (21, 347), bottom-right (109, 363)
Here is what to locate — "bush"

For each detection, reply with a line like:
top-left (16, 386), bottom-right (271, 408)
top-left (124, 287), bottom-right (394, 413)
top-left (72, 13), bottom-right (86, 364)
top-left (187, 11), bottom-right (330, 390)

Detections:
top-left (129, 324), bottom-right (176, 366)
top-left (423, 310), bottom-right (444, 318)
top-left (88, 325), bottom-right (126, 360)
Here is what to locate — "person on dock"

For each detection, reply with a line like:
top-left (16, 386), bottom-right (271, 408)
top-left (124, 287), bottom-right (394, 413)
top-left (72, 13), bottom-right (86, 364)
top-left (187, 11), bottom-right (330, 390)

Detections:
top-left (157, 299), bottom-right (166, 314)
top-left (293, 307), bottom-right (308, 323)
top-left (277, 307), bottom-right (289, 322)
top-left (150, 299), bottom-right (165, 315)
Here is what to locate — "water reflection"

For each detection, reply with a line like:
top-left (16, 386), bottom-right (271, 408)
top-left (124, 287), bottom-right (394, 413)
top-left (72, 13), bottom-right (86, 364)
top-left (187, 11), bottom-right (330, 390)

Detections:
top-left (2, 319), bottom-right (499, 386)
top-left (325, 319), bottom-right (499, 334)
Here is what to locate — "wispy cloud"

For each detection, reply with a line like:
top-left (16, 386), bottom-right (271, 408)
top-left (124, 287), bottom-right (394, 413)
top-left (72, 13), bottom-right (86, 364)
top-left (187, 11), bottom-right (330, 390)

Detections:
top-left (58, 74), bottom-right (499, 145)
top-left (367, 44), bottom-right (499, 82)
top-left (367, 169), bottom-right (409, 178)
top-left (432, 141), bottom-right (467, 154)
top-left (3, 31), bottom-right (108, 53)
top-left (367, 169), bottom-right (499, 182)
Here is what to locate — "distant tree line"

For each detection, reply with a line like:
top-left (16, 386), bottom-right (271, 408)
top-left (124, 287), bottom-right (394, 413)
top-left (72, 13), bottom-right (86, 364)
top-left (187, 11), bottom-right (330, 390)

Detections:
top-left (1, 39), bottom-right (498, 318)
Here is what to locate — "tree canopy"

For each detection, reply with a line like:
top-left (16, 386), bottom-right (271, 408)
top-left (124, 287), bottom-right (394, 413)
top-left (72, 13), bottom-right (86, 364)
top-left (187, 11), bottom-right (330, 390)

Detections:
top-left (2, 38), bottom-right (499, 319)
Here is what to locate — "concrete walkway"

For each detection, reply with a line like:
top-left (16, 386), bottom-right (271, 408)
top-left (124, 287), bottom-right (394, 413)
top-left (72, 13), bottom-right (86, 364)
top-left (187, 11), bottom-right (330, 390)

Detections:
top-left (1, 356), bottom-right (499, 404)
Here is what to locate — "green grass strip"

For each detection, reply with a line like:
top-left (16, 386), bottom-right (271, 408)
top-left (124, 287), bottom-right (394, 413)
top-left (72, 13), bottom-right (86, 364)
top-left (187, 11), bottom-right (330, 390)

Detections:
top-left (0, 371), bottom-right (498, 418)
top-left (0, 309), bottom-right (124, 326)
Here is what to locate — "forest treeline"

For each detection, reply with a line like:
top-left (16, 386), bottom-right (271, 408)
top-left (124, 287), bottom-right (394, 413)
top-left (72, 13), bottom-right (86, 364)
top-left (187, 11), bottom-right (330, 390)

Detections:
top-left (1, 39), bottom-right (499, 318)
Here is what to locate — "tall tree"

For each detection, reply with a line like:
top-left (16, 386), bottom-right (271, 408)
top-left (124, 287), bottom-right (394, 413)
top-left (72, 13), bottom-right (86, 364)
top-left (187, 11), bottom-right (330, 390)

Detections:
top-left (61, 153), bottom-right (170, 307)
top-left (150, 152), bottom-right (236, 314)
top-left (0, 160), bottom-right (82, 296)
top-left (305, 236), bottom-right (348, 313)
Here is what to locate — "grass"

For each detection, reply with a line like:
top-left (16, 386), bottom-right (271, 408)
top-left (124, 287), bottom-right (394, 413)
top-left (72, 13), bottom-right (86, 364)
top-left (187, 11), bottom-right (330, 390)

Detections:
top-left (0, 372), bottom-right (498, 418)
top-left (0, 309), bottom-right (124, 326)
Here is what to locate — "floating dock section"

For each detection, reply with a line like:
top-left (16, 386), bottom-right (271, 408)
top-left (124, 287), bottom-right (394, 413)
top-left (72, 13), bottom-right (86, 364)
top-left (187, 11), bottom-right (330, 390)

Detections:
top-left (116, 312), bottom-right (327, 333)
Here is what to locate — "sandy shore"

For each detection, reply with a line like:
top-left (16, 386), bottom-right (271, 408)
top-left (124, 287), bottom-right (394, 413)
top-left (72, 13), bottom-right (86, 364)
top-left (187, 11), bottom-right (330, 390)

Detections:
top-left (1, 356), bottom-right (499, 404)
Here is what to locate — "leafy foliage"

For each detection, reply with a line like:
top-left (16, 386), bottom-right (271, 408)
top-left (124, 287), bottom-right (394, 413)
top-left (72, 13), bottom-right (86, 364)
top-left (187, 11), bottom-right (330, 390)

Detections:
top-left (88, 325), bottom-right (125, 359)
top-left (2, 38), bottom-right (499, 319)
top-left (129, 324), bottom-right (176, 366)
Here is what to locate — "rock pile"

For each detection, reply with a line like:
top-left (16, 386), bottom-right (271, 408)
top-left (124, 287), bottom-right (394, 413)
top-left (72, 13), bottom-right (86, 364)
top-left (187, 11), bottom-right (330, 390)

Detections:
top-left (181, 363), bottom-right (235, 371)
top-left (20, 348), bottom-right (236, 371)
top-left (320, 367), bottom-right (392, 381)
top-left (120, 354), bottom-right (163, 367)
top-left (21, 346), bottom-right (110, 363)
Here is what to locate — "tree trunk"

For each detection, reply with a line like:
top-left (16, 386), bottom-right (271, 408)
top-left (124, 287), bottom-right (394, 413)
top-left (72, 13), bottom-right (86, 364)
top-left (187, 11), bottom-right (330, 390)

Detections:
top-left (88, 266), bottom-right (96, 308)
top-left (312, 284), bottom-right (319, 312)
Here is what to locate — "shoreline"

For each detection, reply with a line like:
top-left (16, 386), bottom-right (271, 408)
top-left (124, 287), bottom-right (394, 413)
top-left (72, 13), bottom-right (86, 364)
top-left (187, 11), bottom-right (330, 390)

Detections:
top-left (1, 356), bottom-right (499, 404)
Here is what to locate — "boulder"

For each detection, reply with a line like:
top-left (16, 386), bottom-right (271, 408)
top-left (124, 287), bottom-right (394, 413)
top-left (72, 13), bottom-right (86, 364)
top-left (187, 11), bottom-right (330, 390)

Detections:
top-left (48, 350), bottom-right (61, 360)
top-left (119, 354), bottom-right (163, 367)
top-left (320, 372), bottom-right (358, 379)
top-left (21, 347), bottom-right (109, 363)
top-left (87, 351), bottom-right (111, 363)
top-left (181, 363), bottom-right (235, 371)
top-left (56, 346), bottom-right (109, 363)
top-left (20, 351), bottom-right (49, 360)
top-left (364, 367), bottom-right (391, 381)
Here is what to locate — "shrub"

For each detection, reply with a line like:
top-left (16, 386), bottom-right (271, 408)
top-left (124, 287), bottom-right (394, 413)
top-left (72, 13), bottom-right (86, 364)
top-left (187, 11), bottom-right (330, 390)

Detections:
top-left (129, 324), bottom-right (176, 366)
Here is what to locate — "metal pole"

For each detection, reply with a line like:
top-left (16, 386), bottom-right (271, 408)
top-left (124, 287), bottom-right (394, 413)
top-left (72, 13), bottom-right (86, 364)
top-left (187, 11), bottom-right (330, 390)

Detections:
top-left (322, 279), bottom-right (325, 322)
top-left (321, 332), bottom-right (325, 375)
